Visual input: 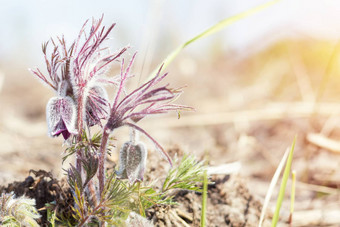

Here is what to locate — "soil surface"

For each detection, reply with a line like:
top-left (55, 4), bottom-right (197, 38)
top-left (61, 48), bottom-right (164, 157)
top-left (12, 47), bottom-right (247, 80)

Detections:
top-left (0, 170), bottom-right (74, 226)
top-left (0, 169), bottom-right (269, 226)
top-left (148, 175), bottom-right (269, 227)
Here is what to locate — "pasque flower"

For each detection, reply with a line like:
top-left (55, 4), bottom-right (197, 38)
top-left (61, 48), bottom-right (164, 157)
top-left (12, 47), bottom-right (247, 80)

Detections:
top-left (45, 80), bottom-right (77, 140)
top-left (104, 54), bottom-right (193, 165)
top-left (30, 16), bottom-right (127, 140)
top-left (31, 16), bottom-right (194, 200)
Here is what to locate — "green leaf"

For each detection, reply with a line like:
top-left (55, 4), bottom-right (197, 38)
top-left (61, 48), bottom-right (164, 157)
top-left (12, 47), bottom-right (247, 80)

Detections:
top-left (67, 165), bottom-right (83, 192)
top-left (81, 154), bottom-right (99, 189)
top-left (271, 136), bottom-right (296, 227)
top-left (72, 183), bottom-right (86, 221)
top-left (147, 0), bottom-right (281, 81)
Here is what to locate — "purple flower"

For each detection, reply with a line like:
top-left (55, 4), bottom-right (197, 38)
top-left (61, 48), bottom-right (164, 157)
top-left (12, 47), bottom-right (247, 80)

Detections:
top-left (71, 17), bottom-right (127, 115)
top-left (30, 16), bottom-right (128, 135)
top-left (105, 54), bottom-right (193, 165)
top-left (46, 96), bottom-right (77, 140)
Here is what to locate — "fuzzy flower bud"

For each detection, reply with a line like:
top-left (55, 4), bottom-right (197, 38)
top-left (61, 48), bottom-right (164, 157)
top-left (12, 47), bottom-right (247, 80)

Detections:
top-left (85, 85), bottom-right (110, 127)
top-left (116, 141), bottom-right (147, 183)
top-left (46, 96), bottom-right (77, 140)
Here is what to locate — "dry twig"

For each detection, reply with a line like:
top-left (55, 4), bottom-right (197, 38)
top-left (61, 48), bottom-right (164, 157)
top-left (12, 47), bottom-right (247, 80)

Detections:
top-left (307, 133), bottom-right (340, 154)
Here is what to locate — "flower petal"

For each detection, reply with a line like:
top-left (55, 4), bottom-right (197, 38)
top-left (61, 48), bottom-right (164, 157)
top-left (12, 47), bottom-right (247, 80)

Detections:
top-left (46, 96), bottom-right (77, 138)
top-left (53, 119), bottom-right (71, 139)
top-left (116, 142), bottom-right (129, 179)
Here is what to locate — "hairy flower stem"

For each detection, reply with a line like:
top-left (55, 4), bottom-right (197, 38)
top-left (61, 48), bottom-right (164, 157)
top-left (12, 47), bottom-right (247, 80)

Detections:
top-left (88, 180), bottom-right (98, 207)
top-left (98, 126), bottom-right (110, 196)
top-left (130, 128), bottom-right (138, 145)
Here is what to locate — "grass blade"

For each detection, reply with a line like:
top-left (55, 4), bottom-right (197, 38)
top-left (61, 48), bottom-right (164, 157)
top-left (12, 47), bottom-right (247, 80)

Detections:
top-left (258, 147), bottom-right (289, 227)
top-left (288, 170), bottom-right (296, 226)
top-left (271, 136), bottom-right (296, 227)
top-left (147, 0), bottom-right (281, 81)
top-left (200, 168), bottom-right (208, 227)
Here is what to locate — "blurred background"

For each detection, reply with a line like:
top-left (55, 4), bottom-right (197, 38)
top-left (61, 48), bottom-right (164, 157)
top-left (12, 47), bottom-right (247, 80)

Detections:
top-left (1, 0), bottom-right (340, 67)
top-left (1, 0), bottom-right (340, 225)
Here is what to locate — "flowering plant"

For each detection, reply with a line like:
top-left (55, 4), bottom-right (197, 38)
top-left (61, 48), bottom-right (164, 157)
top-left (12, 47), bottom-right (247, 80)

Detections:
top-left (30, 16), bottom-right (201, 226)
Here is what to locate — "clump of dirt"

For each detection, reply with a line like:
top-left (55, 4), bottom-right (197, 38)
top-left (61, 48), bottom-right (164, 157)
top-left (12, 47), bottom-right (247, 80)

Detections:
top-left (0, 170), bottom-right (74, 226)
top-left (147, 175), bottom-right (270, 227)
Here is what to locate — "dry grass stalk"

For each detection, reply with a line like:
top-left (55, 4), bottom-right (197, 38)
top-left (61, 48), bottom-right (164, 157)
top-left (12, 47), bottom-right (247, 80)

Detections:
top-left (307, 133), bottom-right (340, 154)
top-left (206, 162), bottom-right (241, 175)
top-left (296, 181), bottom-right (339, 195)
top-left (293, 209), bottom-right (340, 226)
top-left (149, 102), bottom-right (340, 129)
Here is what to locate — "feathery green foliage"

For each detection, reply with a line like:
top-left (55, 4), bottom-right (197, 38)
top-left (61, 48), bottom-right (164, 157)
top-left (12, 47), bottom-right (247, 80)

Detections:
top-left (0, 192), bottom-right (41, 227)
top-left (71, 177), bottom-right (131, 226)
top-left (67, 154), bottom-right (205, 226)
top-left (162, 155), bottom-right (205, 193)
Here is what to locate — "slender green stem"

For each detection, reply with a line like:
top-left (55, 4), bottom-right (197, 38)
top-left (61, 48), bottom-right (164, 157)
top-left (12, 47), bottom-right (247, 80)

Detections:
top-left (200, 169), bottom-right (208, 227)
top-left (201, 153), bottom-right (209, 227)
top-left (137, 181), bottom-right (146, 217)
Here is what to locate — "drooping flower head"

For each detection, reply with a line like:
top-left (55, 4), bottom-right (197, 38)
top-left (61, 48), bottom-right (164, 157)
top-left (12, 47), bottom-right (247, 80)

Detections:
top-left (46, 80), bottom-right (77, 140)
top-left (116, 141), bottom-right (147, 183)
top-left (46, 96), bottom-right (77, 140)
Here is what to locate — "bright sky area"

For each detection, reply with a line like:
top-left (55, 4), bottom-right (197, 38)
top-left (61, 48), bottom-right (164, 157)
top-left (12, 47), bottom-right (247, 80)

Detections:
top-left (0, 0), bottom-right (339, 67)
